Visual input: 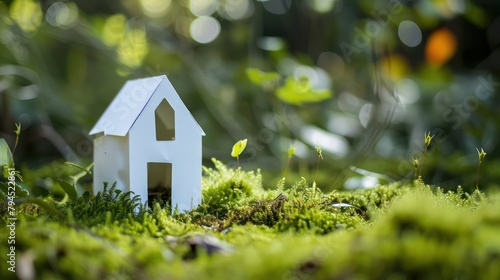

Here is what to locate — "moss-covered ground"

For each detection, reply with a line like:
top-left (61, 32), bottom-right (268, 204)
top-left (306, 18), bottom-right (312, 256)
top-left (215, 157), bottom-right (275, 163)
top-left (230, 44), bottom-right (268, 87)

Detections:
top-left (2, 159), bottom-right (500, 279)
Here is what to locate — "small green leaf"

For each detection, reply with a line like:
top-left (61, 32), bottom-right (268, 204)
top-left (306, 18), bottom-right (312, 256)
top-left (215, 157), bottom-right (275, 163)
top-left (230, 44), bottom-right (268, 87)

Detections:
top-left (276, 77), bottom-right (332, 105)
top-left (16, 184), bottom-right (29, 197)
top-left (57, 179), bottom-right (77, 199)
top-left (231, 139), bottom-right (248, 158)
top-left (288, 145), bottom-right (296, 159)
top-left (0, 138), bottom-right (14, 171)
top-left (0, 182), bottom-right (27, 201)
top-left (246, 68), bottom-right (280, 87)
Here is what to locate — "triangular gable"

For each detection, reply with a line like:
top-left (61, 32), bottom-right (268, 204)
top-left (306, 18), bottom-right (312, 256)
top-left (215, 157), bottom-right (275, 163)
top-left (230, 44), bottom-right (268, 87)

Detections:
top-left (157, 77), bottom-right (206, 137)
top-left (90, 75), bottom-right (205, 137)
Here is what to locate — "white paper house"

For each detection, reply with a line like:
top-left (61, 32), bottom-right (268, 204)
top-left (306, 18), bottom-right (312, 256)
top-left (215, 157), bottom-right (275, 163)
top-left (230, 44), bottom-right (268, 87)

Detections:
top-left (89, 75), bottom-right (204, 212)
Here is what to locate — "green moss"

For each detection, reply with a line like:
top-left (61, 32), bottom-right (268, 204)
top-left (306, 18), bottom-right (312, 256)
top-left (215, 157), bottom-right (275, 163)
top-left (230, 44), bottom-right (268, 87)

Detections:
top-left (200, 158), bottom-right (263, 217)
top-left (1, 161), bottom-right (500, 279)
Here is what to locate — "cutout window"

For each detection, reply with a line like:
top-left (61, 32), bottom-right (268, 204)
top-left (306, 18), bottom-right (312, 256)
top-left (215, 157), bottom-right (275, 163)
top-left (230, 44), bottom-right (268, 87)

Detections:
top-left (155, 99), bottom-right (175, 140)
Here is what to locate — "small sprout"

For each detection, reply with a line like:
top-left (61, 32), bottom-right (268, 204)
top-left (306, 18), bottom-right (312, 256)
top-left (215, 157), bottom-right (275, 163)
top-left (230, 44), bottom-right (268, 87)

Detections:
top-left (424, 131), bottom-right (434, 148)
top-left (231, 139), bottom-right (248, 167)
top-left (12, 123), bottom-right (21, 155)
top-left (412, 157), bottom-right (419, 181)
top-left (14, 123), bottom-right (21, 136)
top-left (313, 146), bottom-right (323, 195)
top-left (477, 148), bottom-right (486, 164)
top-left (476, 148), bottom-right (486, 191)
top-left (315, 146), bottom-right (323, 160)
top-left (418, 131), bottom-right (434, 180)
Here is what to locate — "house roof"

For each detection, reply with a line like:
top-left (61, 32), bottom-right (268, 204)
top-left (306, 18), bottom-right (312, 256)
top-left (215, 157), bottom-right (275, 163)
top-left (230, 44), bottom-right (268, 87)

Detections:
top-left (89, 75), bottom-right (205, 137)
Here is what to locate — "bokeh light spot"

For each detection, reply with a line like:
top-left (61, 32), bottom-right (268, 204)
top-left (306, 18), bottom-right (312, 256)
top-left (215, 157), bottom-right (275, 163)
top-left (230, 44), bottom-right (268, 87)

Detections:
top-left (140, 0), bottom-right (171, 18)
top-left (294, 66), bottom-right (331, 90)
top-left (190, 16), bottom-right (220, 44)
top-left (46, 2), bottom-right (79, 29)
top-left (398, 20), bottom-right (422, 47)
top-left (425, 28), bottom-right (457, 67)
top-left (102, 14), bottom-right (127, 47)
top-left (380, 55), bottom-right (409, 81)
top-left (447, 0), bottom-right (466, 13)
top-left (359, 103), bottom-right (373, 128)
top-left (327, 113), bottom-right (361, 137)
top-left (294, 66), bottom-right (318, 87)
top-left (395, 79), bottom-right (420, 105)
top-left (10, 0), bottom-right (43, 33)
top-left (190, 0), bottom-right (217, 16)
top-left (257, 37), bottom-right (285, 51)
top-left (222, 0), bottom-right (254, 20)
top-left (307, 0), bottom-right (338, 13)
top-left (117, 27), bottom-right (149, 68)
top-left (301, 125), bottom-right (349, 157)
top-left (263, 0), bottom-right (292, 15)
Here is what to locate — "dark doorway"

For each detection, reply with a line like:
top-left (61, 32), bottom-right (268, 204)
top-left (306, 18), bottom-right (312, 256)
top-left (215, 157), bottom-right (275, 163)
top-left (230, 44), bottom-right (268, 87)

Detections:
top-left (147, 162), bottom-right (172, 208)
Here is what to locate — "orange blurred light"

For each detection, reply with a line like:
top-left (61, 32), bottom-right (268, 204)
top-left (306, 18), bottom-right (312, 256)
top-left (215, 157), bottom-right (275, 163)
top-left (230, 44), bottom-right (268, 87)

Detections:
top-left (425, 28), bottom-right (457, 67)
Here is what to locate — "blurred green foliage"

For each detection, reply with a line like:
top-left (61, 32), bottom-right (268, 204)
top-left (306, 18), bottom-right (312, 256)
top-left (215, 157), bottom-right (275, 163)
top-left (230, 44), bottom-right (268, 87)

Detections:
top-left (0, 0), bottom-right (499, 193)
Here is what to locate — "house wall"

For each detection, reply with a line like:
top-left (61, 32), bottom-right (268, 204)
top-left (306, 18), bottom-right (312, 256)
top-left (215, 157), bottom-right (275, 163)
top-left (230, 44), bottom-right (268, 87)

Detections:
top-left (93, 135), bottom-right (130, 195)
top-left (128, 79), bottom-right (202, 212)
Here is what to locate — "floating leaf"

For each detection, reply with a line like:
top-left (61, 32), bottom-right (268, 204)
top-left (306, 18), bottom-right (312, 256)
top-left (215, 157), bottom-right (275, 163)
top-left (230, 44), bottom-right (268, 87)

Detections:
top-left (231, 139), bottom-right (248, 158)
top-left (276, 77), bottom-right (332, 105)
top-left (246, 68), bottom-right (280, 87)
top-left (425, 28), bottom-right (457, 67)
